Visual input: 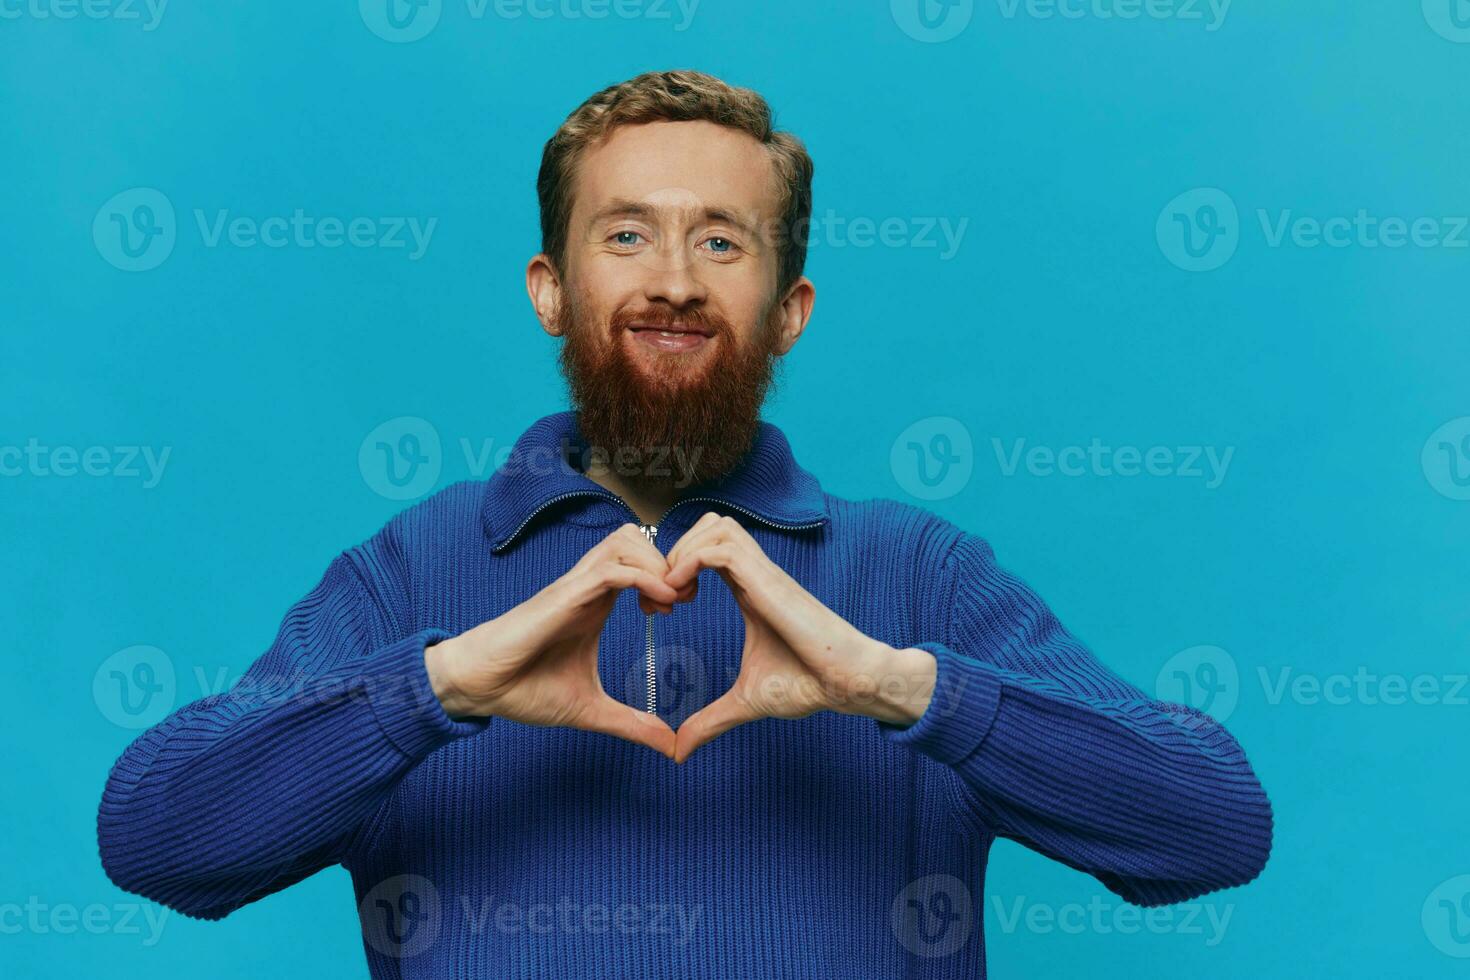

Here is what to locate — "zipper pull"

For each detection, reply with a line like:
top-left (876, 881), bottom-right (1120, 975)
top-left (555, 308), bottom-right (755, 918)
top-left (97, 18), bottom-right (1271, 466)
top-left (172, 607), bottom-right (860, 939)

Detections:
top-left (640, 523), bottom-right (659, 545)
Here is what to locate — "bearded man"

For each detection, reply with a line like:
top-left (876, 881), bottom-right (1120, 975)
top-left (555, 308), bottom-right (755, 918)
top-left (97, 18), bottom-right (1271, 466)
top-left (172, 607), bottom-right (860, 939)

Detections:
top-left (98, 69), bottom-right (1272, 979)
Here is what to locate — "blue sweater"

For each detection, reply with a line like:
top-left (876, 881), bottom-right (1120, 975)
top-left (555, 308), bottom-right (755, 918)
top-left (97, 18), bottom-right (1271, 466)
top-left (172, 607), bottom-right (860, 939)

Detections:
top-left (97, 410), bottom-right (1273, 978)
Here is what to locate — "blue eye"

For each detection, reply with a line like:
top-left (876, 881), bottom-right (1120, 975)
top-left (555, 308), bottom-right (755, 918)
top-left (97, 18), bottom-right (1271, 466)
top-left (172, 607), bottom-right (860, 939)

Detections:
top-left (613, 231), bottom-right (642, 246)
top-left (706, 237), bottom-right (734, 254)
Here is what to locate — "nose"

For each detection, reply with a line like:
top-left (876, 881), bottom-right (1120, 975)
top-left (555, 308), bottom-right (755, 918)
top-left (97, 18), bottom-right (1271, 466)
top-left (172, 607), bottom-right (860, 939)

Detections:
top-left (639, 238), bottom-right (709, 310)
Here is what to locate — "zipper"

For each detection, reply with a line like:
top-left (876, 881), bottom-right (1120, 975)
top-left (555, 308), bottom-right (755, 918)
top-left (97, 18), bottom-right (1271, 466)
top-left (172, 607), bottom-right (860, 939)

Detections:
top-left (497, 489), bottom-right (827, 715)
top-left (639, 522), bottom-right (659, 714)
top-left (631, 498), bottom-right (826, 716)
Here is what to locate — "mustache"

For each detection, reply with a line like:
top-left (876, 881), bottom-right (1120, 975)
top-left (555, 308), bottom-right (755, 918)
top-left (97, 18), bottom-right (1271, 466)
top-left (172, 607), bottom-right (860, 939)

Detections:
top-left (607, 305), bottom-right (730, 336)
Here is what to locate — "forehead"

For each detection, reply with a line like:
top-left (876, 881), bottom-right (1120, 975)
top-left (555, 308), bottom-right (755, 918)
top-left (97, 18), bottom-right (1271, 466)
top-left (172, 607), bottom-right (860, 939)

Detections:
top-left (571, 120), bottom-right (780, 230)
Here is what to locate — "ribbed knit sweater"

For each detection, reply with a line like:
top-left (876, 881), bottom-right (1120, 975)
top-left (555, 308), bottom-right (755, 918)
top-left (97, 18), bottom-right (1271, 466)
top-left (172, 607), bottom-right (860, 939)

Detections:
top-left (97, 409), bottom-right (1273, 978)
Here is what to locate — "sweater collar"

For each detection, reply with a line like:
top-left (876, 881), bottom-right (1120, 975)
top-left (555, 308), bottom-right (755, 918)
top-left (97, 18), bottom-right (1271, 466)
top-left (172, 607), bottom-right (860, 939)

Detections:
top-left (481, 410), bottom-right (829, 552)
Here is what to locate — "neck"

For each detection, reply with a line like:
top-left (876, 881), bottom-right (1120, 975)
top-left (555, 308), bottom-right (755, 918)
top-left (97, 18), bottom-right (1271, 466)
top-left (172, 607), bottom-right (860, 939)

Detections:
top-left (581, 462), bottom-right (681, 527)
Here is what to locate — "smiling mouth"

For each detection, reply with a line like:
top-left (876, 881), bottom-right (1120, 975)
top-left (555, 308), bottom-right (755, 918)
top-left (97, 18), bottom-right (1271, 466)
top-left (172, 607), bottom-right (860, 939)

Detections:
top-left (625, 325), bottom-right (715, 353)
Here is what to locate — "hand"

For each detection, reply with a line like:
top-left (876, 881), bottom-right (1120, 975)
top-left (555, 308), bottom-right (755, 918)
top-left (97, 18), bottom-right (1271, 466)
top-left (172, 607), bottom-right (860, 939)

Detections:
top-left (663, 513), bottom-right (938, 763)
top-left (424, 523), bottom-right (683, 757)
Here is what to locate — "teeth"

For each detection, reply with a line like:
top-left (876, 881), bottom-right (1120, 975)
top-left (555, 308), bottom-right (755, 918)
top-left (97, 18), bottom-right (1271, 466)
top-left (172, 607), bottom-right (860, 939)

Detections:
top-left (659, 331), bottom-right (680, 337)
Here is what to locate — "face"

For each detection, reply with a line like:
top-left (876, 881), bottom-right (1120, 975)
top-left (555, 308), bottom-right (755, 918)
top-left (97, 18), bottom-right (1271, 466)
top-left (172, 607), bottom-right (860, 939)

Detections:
top-left (528, 119), bottom-right (815, 493)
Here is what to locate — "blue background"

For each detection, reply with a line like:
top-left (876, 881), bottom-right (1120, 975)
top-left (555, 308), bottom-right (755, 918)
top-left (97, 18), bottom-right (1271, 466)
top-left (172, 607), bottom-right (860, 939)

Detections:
top-left (3, 0), bottom-right (1468, 975)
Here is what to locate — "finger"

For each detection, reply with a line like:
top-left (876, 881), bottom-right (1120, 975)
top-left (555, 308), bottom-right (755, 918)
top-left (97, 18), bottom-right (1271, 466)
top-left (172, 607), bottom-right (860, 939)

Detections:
top-left (593, 564), bottom-right (680, 606)
top-left (664, 542), bottom-right (741, 593)
top-left (663, 510), bottom-right (725, 569)
top-left (611, 523), bottom-right (675, 573)
top-left (673, 690), bottom-right (757, 764)
top-left (577, 695), bottom-right (677, 758)
top-left (580, 524), bottom-right (667, 580)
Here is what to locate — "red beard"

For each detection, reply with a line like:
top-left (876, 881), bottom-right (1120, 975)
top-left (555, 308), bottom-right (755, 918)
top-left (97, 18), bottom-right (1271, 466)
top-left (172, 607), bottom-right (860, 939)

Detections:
top-left (555, 284), bottom-right (785, 495)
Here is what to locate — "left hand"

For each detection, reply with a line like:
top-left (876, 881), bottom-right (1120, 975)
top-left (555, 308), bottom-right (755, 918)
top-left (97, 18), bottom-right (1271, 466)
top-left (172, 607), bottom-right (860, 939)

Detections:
top-left (662, 512), bottom-right (937, 763)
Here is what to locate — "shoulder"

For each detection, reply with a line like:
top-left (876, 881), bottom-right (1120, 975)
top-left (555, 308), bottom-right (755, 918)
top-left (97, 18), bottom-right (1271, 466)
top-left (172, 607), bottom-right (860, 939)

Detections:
top-left (818, 491), bottom-right (990, 573)
top-left (344, 479), bottom-right (490, 586)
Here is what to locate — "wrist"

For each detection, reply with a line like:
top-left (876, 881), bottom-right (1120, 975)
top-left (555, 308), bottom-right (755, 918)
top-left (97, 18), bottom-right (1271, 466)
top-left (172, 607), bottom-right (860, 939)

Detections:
top-left (839, 639), bottom-right (937, 726)
top-left (424, 635), bottom-right (480, 719)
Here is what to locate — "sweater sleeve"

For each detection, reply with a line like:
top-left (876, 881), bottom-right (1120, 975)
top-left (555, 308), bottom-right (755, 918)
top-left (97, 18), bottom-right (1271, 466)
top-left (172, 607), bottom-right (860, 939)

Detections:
top-left (96, 527), bottom-right (489, 921)
top-left (876, 526), bottom-right (1273, 907)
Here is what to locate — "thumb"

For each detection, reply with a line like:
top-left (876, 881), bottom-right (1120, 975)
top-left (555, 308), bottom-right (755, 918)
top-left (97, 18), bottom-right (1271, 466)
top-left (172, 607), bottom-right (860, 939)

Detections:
top-left (576, 695), bottom-right (677, 759)
top-left (674, 690), bottom-right (757, 764)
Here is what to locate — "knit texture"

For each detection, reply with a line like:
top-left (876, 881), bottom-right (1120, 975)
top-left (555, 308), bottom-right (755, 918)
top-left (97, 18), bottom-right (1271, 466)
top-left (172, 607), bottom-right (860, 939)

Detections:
top-left (97, 410), bottom-right (1273, 978)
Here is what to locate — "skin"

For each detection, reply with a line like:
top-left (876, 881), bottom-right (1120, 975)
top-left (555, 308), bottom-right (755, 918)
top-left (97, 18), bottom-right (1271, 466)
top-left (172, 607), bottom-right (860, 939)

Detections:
top-left (526, 119), bottom-right (813, 525)
top-left (424, 119), bottom-right (938, 761)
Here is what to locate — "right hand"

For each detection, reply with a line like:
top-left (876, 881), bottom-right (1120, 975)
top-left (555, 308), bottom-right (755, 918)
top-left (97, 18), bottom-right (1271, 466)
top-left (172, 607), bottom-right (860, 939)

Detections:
top-left (423, 523), bottom-right (686, 757)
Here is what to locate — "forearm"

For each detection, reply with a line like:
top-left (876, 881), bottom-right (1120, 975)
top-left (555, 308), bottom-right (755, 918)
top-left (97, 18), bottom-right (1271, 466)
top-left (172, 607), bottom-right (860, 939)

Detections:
top-left (99, 628), bottom-right (486, 919)
top-left (879, 642), bottom-right (1273, 904)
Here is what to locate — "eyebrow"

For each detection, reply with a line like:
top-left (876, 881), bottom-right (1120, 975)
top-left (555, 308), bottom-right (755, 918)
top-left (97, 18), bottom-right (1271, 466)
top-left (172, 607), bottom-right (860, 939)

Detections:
top-left (586, 198), bottom-right (759, 237)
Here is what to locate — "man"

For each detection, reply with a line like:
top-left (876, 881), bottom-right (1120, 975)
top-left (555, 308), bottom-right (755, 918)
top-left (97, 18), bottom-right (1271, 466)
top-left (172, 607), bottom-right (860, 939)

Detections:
top-left (98, 69), bottom-right (1272, 978)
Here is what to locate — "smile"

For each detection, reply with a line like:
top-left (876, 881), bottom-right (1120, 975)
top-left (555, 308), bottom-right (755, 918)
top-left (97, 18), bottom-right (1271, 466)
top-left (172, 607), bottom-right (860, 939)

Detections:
top-left (626, 327), bottom-right (713, 353)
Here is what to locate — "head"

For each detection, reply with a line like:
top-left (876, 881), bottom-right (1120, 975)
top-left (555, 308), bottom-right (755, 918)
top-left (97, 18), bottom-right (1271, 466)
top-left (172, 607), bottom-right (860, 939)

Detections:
top-left (526, 69), bottom-right (816, 494)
